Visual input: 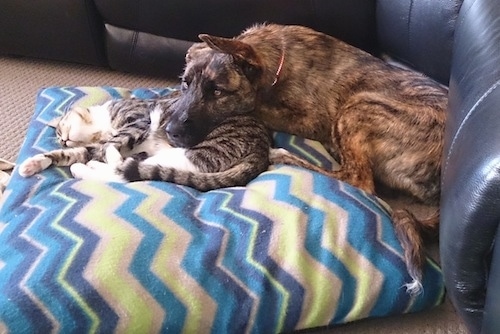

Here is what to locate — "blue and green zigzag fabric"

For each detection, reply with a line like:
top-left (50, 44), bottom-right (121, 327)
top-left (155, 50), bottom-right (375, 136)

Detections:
top-left (0, 87), bottom-right (444, 333)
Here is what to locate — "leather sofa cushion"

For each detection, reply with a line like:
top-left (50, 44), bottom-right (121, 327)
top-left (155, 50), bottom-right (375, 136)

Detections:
top-left (95, 0), bottom-right (379, 54)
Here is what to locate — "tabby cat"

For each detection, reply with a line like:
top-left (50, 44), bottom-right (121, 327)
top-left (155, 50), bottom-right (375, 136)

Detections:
top-left (19, 95), bottom-right (323, 191)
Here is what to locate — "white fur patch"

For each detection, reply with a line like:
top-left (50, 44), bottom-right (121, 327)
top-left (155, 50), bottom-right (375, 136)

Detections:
top-left (143, 148), bottom-right (199, 172)
top-left (403, 279), bottom-right (423, 296)
top-left (149, 106), bottom-right (162, 131)
top-left (127, 106), bottom-right (171, 156)
top-left (89, 101), bottom-right (113, 127)
top-left (105, 145), bottom-right (123, 165)
top-left (70, 162), bottom-right (125, 183)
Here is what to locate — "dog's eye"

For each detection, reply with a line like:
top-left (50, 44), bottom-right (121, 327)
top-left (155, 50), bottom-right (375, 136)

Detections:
top-left (212, 84), bottom-right (227, 97)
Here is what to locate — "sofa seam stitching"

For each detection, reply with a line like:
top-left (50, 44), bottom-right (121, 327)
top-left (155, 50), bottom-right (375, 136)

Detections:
top-left (407, 0), bottom-right (415, 58)
top-left (442, 79), bottom-right (500, 183)
top-left (129, 31), bottom-right (139, 62)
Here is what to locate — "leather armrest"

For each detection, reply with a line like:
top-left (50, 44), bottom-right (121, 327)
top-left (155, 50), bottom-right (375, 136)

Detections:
top-left (440, 0), bottom-right (500, 332)
top-left (482, 229), bottom-right (500, 333)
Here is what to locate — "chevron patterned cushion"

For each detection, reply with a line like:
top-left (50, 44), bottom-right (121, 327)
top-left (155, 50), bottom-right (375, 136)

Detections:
top-left (0, 87), bottom-right (444, 333)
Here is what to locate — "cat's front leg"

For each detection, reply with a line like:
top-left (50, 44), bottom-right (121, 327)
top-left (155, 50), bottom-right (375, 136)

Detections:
top-left (19, 146), bottom-right (98, 177)
top-left (19, 154), bottom-right (53, 177)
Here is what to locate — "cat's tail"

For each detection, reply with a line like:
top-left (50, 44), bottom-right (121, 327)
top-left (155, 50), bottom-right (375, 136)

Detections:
top-left (117, 156), bottom-right (267, 192)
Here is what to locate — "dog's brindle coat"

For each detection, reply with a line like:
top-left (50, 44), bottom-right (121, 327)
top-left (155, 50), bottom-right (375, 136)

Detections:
top-left (167, 24), bottom-right (447, 293)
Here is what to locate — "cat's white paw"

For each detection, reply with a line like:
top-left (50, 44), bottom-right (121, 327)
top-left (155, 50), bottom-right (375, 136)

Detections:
top-left (18, 154), bottom-right (52, 177)
top-left (104, 145), bottom-right (123, 165)
top-left (70, 161), bottom-right (125, 182)
top-left (70, 163), bottom-right (92, 179)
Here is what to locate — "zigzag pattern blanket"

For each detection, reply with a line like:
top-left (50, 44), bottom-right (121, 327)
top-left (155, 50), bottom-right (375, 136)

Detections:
top-left (0, 87), bottom-right (444, 333)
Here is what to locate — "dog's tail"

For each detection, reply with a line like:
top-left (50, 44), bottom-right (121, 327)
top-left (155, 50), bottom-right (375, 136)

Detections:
top-left (417, 209), bottom-right (440, 235)
top-left (117, 156), bottom-right (267, 191)
top-left (271, 147), bottom-right (442, 295)
top-left (392, 209), bottom-right (439, 295)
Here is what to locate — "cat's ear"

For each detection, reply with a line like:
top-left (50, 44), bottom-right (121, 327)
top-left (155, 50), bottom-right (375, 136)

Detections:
top-left (73, 107), bottom-right (93, 124)
top-left (47, 116), bottom-right (62, 128)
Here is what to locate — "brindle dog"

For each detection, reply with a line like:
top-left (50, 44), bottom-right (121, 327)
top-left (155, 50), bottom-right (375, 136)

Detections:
top-left (166, 23), bottom-right (447, 294)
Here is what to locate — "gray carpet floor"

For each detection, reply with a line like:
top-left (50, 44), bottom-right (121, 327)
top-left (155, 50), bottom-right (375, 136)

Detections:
top-left (0, 55), bottom-right (467, 333)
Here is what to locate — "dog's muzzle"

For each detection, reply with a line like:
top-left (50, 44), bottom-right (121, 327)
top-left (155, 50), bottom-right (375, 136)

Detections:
top-left (166, 116), bottom-right (210, 148)
top-left (166, 120), bottom-right (190, 148)
top-left (166, 92), bottom-right (214, 148)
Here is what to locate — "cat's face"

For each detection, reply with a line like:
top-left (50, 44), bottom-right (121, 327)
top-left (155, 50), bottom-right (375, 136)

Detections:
top-left (49, 107), bottom-right (108, 147)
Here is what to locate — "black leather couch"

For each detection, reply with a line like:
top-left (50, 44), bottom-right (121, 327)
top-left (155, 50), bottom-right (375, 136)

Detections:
top-left (1, 0), bottom-right (499, 333)
top-left (0, 0), bottom-right (456, 83)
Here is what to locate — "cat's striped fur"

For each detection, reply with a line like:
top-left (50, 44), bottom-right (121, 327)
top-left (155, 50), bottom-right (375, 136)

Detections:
top-left (113, 114), bottom-right (272, 190)
top-left (19, 94), bottom-right (316, 191)
top-left (19, 95), bottom-right (177, 178)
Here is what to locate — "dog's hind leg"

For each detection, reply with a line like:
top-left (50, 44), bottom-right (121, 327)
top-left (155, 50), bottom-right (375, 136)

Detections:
top-left (325, 134), bottom-right (376, 195)
top-left (329, 110), bottom-right (426, 294)
top-left (330, 144), bottom-right (425, 293)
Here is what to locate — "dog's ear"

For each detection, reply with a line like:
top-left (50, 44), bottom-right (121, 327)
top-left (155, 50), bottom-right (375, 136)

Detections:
top-left (185, 42), bottom-right (209, 63)
top-left (199, 34), bottom-right (262, 82)
top-left (198, 34), bottom-right (261, 69)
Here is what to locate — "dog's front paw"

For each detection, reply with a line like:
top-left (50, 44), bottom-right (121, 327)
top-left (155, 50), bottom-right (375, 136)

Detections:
top-left (18, 154), bottom-right (52, 177)
top-left (70, 161), bottom-right (125, 182)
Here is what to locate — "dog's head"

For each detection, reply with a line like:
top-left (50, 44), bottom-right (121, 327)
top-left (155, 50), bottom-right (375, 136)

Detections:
top-left (166, 35), bottom-right (265, 148)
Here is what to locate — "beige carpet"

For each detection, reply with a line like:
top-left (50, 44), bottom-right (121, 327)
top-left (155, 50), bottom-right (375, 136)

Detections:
top-left (0, 55), bottom-right (467, 333)
top-left (0, 56), bottom-right (178, 163)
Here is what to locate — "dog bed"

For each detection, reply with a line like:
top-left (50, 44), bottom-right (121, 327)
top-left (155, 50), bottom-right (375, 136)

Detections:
top-left (0, 87), bottom-right (444, 333)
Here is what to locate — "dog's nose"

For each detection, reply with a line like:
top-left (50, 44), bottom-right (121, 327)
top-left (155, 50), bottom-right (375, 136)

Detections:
top-left (166, 121), bottom-right (180, 139)
top-left (166, 119), bottom-right (194, 148)
top-left (166, 116), bottom-right (193, 137)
